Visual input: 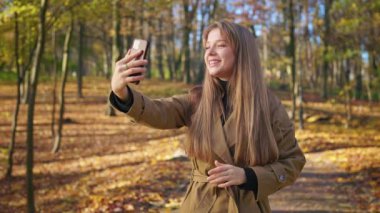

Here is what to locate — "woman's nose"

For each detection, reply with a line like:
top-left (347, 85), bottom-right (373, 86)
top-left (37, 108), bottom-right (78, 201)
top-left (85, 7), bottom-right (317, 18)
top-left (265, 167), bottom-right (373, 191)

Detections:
top-left (207, 45), bottom-right (217, 55)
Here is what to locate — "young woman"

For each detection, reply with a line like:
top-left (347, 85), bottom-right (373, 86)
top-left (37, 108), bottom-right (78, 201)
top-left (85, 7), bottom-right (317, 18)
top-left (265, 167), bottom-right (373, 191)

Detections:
top-left (110, 20), bottom-right (306, 213)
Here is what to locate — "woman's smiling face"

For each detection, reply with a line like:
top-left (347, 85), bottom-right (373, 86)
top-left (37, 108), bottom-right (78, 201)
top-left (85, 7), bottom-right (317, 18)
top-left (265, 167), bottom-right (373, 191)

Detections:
top-left (204, 28), bottom-right (235, 81)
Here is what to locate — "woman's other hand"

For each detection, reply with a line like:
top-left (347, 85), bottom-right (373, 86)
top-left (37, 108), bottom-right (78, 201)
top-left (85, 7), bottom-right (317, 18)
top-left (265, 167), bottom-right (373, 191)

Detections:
top-left (111, 50), bottom-right (148, 101)
top-left (207, 160), bottom-right (247, 187)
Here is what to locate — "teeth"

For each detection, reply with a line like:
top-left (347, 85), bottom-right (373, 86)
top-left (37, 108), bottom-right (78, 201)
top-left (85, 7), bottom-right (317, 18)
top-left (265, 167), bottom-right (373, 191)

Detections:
top-left (209, 60), bottom-right (220, 66)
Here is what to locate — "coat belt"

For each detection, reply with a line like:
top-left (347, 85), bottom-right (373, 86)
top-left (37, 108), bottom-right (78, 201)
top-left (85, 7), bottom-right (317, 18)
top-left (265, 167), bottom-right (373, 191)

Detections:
top-left (191, 169), bottom-right (208, 183)
top-left (190, 169), bottom-right (240, 212)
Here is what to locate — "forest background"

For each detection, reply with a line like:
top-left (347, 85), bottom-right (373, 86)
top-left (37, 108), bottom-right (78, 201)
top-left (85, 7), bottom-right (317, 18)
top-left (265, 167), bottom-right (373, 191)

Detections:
top-left (0, 0), bottom-right (379, 212)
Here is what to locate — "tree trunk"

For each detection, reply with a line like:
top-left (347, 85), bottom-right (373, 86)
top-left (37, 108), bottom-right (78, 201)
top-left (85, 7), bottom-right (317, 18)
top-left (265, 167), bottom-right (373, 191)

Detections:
top-left (22, 67), bottom-right (31, 104)
top-left (366, 7), bottom-right (378, 104)
top-left (209, 0), bottom-right (219, 23)
top-left (366, 51), bottom-right (375, 103)
top-left (156, 15), bottom-right (164, 80)
top-left (21, 24), bottom-right (33, 104)
top-left (102, 31), bottom-right (112, 79)
top-left (111, 0), bottom-right (123, 69)
top-left (191, 15), bottom-right (199, 81)
top-left (195, 0), bottom-right (208, 83)
top-left (102, 51), bottom-right (107, 77)
top-left (182, 0), bottom-right (199, 83)
top-left (52, 20), bottom-right (73, 153)
top-left (322, 0), bottom-right (332, 100)
top-left (299, 1), bottom-right (310, 130)
top-left (21, 21), bottom-right (39, 105)
top-left (126, 16), bottom-right (135, 52)
top-left (175, 51), bottom-right (183, 81)
top-left (262, 0), bottom-right (268, 74)
top-left (6, 12), bottom-right (21, 179)
top-left (354, 57), bottom-right (362, 100)
top-left (344, 59), bottom-right (352, 129)
top-left (26, 0), bottom-right (48, 212)
top-left (77, 21), bottom-right (85, 98)
top-left (139, 1), bottom-right (144, 38)
top-left (333, 60), bottom-right (338, 86)
top-left (338, 58), bottom-right (344, 88)
top-left (51, 28), bottom-right (58, 142)
top-left (165, 7), bottom-right (176, 81)
top-left (182, 23), bottom-right (191, 83)
top-left (298, 75), bottom-right (304, 129)
top-left (288, 0), bottom-right (296, 120)
top-left (146, 20), bottom-right (152, 79)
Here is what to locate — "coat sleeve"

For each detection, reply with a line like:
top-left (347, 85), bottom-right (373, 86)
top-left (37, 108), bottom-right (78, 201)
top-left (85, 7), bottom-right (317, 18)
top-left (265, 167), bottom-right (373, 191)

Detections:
top-left (250, 94), bottom-right (306, 201)
top-left (109, 87), bottom-right (192, 129)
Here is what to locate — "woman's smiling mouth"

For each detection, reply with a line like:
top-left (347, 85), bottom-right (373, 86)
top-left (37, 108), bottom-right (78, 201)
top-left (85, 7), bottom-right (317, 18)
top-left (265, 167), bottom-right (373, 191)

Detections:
top-left (208, 59), bottom-right (221, 67)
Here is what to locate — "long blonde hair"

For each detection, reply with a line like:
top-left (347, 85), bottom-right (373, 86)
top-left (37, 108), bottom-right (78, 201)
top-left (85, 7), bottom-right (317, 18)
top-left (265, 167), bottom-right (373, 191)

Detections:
top-left (187, 20), bottom-right (279, 167)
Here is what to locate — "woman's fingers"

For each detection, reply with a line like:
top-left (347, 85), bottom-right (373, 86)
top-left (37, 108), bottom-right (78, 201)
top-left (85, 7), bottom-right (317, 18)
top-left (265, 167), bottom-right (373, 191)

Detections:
top-left (208, 175), bottom-right (229, 184)
top-left (125, 74), bottom-right (145, 84)
top-left (218, 181), bottom-right (234, 188)
top-left (207, 172), bottom-right (229, 182)
top-left (215, 160), bottom-right (226, 167)
top-left (117, 60), bottom-right (148, 73)
top-left (115, 59), bottom-right (147, 84)
top-left (120, 68), bottom-right (146, 83)
top-left (207, 161), bottom-right (246, 187)
top-left (128, 59), bottom-right (148, 68)
top-left (208, 164), bottom-right (230, 175)
top-left (120, 67), bottom-right (146, 77)
top-left (119, 49), bottom-right (143, 64)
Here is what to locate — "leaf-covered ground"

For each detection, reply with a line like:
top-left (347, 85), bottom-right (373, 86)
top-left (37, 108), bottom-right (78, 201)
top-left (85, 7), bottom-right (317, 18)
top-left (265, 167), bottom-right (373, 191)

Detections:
top-left (0, 78), bottom-right (379, 212)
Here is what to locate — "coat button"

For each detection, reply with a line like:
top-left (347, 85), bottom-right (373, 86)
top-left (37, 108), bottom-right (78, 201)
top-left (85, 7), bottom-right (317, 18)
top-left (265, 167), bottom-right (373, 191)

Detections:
top-left (279, 174), bottom-right (285, 182)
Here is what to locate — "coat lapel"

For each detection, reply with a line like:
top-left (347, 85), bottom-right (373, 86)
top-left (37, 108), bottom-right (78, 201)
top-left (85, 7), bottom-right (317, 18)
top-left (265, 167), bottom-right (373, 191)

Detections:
top-left (212, 115), bottom-right (240, 212)
top-left (212, 115), bottom-right (234, 164)
top-left (223, 116), bottom-right (237, 148)
top-left (212, 117), bottom-right (239, 213)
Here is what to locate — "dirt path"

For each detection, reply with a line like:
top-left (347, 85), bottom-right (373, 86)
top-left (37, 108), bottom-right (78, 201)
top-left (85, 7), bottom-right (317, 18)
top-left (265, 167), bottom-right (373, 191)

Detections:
top-left (160, 150), bottom-right (377, 213)
top-left (270, 152), bottom-right (364, 212)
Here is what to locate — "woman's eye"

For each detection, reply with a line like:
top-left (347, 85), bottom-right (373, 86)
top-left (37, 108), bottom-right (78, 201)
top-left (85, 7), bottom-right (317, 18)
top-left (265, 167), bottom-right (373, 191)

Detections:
top-left (205, 46), bottom-right (210, 50)
top-left (217, 44), bottom-right (226, 47)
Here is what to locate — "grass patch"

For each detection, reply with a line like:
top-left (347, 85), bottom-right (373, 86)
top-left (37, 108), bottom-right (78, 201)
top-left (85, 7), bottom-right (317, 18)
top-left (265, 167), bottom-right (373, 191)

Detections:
top-left (0, 71), bottom-right (17, 84)
top-left (131, 79), bottom-right (191, 98)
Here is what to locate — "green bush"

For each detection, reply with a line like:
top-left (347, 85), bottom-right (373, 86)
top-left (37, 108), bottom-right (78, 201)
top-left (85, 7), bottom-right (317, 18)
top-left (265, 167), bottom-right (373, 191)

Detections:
top-left (268, 80), bottom-right (290, 91)
top-left (373, 91), bottom-right (380, 102)
top-left (0, 71), bottom-right (17, 83)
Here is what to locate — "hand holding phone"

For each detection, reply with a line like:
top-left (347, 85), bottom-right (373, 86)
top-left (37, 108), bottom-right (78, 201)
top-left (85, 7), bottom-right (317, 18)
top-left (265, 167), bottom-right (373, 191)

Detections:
top-left (128, 39), bottom-right (150, 85)
top-left (111, 39), bottom-right (149, 100)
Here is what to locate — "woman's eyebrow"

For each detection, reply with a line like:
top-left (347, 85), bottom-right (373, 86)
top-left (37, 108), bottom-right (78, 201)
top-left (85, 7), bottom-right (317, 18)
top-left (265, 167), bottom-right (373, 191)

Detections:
top-left (205, 39), bottom-right (227, 44)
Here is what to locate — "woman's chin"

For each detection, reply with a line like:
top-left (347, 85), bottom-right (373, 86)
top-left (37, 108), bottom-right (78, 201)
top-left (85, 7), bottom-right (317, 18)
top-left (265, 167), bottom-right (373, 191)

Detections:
top-left (209, 70), bottom-right (229, 80)
top-left (208, 69), bottom-right (222, 77)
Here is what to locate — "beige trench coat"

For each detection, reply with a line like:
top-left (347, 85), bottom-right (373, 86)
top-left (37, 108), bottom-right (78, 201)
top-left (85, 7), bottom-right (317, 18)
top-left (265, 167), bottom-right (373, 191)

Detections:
top-left (110, 87), bottom-right (306, 213)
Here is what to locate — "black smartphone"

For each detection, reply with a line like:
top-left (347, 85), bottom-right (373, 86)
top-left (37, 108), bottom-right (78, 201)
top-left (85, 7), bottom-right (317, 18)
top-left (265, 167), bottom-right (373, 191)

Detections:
top-left (129, 39), bottom-right (150, 85)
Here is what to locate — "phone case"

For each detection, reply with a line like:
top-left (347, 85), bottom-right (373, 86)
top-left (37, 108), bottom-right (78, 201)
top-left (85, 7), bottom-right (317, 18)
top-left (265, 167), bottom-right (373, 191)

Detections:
top-left (129, 39), bottom-right (149, 84)
top-left (130, 39), bottom-right (149, 59)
